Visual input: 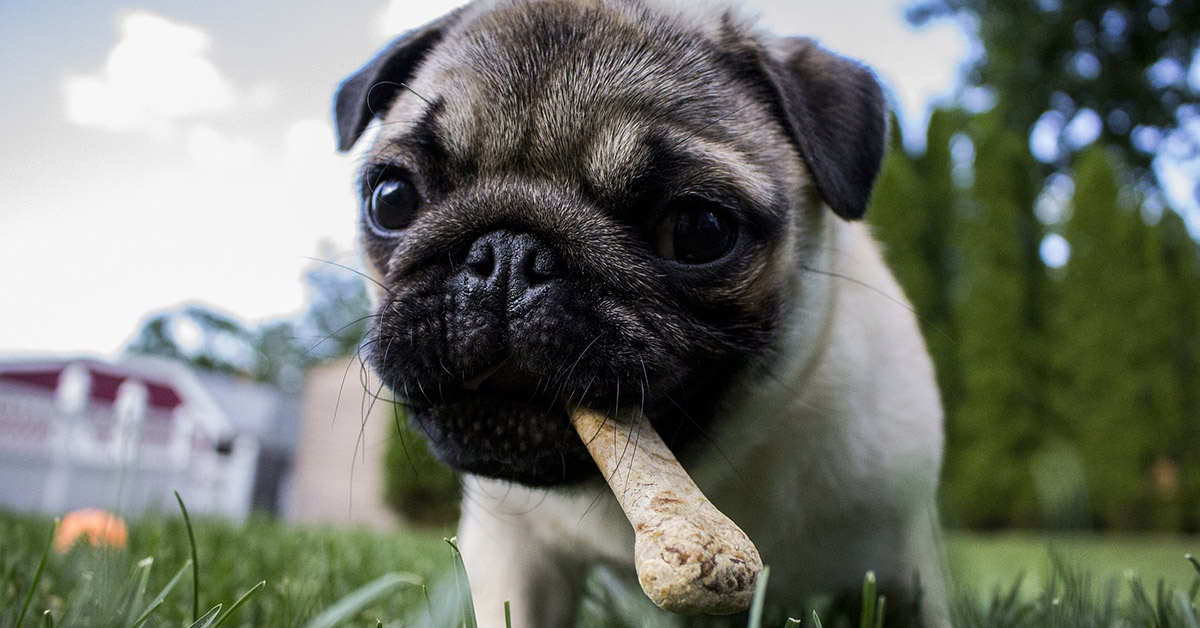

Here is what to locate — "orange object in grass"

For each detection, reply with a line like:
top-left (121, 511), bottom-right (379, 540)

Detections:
top-left (54, 508), bottom-right (128, 553)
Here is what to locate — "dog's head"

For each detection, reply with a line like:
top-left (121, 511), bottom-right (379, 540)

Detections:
top-left (334, 0), bottom-right (886, 486)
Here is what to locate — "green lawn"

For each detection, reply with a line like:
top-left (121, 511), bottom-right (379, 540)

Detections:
top-left (1, 509), bottom-right (1197, 627)
top-left (947, 532), bottom-right (1200, 597)
top-left (0, 509), bottom-right (453, 627)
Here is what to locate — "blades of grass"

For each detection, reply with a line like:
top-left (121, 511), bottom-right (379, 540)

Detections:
top-left (447, 537), bottom-right (478, 628)
top-left (302, 572), bottom-right (422, 628)
top-left (860, 571), bottom-right (877, 628)
top-left (422, 584), bottom-right (436, 623)
top-left (750, 566), bottom-right (773, 628)
top-left (211, 580), bottom-right (266, 628)
top-left (1158, 579), bottom-right (1172, 628)
top-left (784, 619), bottom-right (802, 627)
top-left (746, 565), bottom-right (771, 628)
top-left (15, 518), bottom-right (56, 628)
top-left (187, 604), bottom-right (222, 628)
top-left (40, 610), bottom-right (53, 628)
top-left (132, 559), bottom-right (193, 628)
top-left (873, 597), bottom-right (886, 628)
top-left (1174, 589), bottom-right (1200, 628)
top-left (122, 557), bottom-right (154, 622)
top-left (1130, 575), bottom-right (1154, 616)
top-left (811, 609), bottom-right (824, 628)
top-left (505, 600), bottom-right (512, 628)
top-left (1189, 554), bottom-right (1200, 602)
top-left (174, 491), bottom-right (201, 622)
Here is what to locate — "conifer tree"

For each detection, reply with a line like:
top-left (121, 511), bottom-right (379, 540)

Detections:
top-left (1054, 148), bottom-right (1184, 530)
top-left (1157, 210), bottom-right (1200, 531)
top-left (944, 119), bottom-right (1046, 527)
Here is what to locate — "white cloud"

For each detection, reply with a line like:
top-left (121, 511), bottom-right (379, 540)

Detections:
top-left (186, 126), bottom-right (263, 172)
top-left (0, 115), bottom-right (361, 356)
top-left (63, 12), bottom-right (235, 133)
top-left (378, 0), bottom-right (469, 38)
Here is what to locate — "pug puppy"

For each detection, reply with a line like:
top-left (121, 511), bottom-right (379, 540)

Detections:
top-left (333, 0), bottom-right (948, 626)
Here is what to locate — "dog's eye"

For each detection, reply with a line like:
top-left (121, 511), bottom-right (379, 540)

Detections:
top-left (655, 198), bottom-right (738, 264)
top-left (367, 172), bottom-right (421, 232)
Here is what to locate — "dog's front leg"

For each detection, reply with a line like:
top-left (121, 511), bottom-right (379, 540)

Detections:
top-left (457, 482), bottom-right (583, 628)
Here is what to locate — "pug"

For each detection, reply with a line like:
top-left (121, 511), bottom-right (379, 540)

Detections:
top-left (333, 0), bottom-right (948, 626)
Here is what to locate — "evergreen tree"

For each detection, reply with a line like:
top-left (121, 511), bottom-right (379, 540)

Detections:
top-left (1053, 148), bottom-right (1184, 530)
top-left (1157, 210), bottom-right (1200, 531)
top-left (944, 118), bottom-right (1046, 528)
top-left (908, 0), bottom-right (1200, 187)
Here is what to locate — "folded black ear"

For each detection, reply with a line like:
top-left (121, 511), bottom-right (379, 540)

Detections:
top-left (763, 37), bottom-right (886, 220)
top-left (333, 10), bottom-right (464, 152)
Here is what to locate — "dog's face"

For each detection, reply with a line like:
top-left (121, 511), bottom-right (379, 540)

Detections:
top-left (334, 0), bottom-right (885, 486)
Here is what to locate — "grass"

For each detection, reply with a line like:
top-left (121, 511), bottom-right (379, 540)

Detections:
top-left (0, 507), bottom-right (450, 627)
top-left (948, 532), bottom-right (1200, 599)
top-left (1, 506), bottom-right (1197, 627)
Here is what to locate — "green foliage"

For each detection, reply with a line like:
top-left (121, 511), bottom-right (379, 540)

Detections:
top-left (124, 260), bottom-right (372, 390)
top-left (126, 306), bottom-right (256, 377)
top-left (382, 404), bottom-right (462, 526)
top-left (908, 0), bottom-right (1200, 180)
top-left (943, 119), bottom-right (1048, 529)
top-left (871, 110), bottom-right (1200, 530)
top-left (1047, 148), bottom-right (1189, 531)
top-left (881, 11), bottom-right (1200, 536)
top-left (1159, 211), bottom-right (1200, 532)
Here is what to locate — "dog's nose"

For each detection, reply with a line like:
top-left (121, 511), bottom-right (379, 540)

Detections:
top-left (463, 230), bottom-right (561, 303)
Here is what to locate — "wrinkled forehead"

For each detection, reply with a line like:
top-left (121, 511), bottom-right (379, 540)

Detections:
top-left (375, 0), bottom-right (783, 192)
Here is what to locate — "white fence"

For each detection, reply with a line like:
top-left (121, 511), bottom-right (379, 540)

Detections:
top-left (0, 376), bottom-right (257, 519)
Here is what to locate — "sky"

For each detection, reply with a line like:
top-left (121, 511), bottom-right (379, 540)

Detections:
top-left (0, 0), bottom-right (972, 357)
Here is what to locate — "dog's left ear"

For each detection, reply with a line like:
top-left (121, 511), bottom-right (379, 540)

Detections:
top-left (333, 9), bottom-right (464, 152)
top-left (763, 37), bottom-right (886, 220)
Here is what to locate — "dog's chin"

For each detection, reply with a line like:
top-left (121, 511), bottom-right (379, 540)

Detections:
top-left (407, 387), bottom-right (600, 487)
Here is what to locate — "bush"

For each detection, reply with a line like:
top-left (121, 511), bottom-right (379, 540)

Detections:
top-left (381, 408), bottom-right (462, 526)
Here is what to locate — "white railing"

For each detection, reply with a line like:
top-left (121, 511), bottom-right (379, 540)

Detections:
top-left (0, 382), bottom-right (255, 520)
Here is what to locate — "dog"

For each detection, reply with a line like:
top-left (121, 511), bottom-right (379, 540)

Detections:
top-left (333, 0), bottom-right (948, 625)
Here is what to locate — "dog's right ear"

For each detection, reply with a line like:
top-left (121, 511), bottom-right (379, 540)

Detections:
top-left (761, 37), bottom-right (887, 221)
top-left (333, 9), bottom-right (464, 152)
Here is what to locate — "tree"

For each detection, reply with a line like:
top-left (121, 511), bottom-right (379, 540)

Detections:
top-left (942, 118), bottom-right (1048, 528)
top-left (1051, 148), bottom-right (1185, 530)
top-left (1157, 209), bottom-right (1200, 531)
top-left (125, 261), bottom-right (372, 386)
top-left (909, 0), bottom-right (1200, 194)
top-left (126, 305), bottom-right (256, 377)
top-left (297, 261), bottom-right (373, 362)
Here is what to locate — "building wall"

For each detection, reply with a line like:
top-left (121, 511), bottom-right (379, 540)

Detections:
top-left (287, 356), bottom-right (398, 529)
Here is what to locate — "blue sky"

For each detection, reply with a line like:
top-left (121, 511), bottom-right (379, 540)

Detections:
top-left (0, 0), bottom-right (971, 356)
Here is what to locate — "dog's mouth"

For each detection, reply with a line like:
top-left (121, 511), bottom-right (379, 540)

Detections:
top-left (402, 361), bottom-right (602, 485)
top-left (460, 361), bottom-right (551, 401)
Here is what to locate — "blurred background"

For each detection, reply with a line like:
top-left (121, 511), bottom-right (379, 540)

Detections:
top-left (0, 0), bottom-right (1197, 539)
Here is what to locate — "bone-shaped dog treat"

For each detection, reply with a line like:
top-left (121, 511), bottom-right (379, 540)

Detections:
top-left (570, 405), bottom-right (762, 615)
